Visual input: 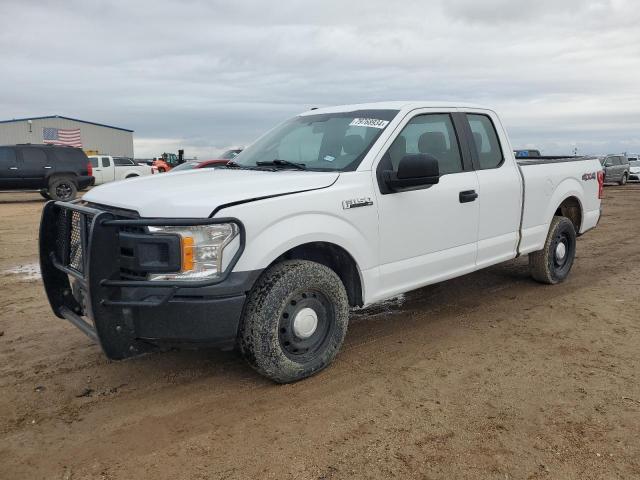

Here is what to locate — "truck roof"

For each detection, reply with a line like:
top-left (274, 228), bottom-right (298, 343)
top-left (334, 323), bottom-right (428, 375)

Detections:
top-left (299, 101), bottom-right (492, 116)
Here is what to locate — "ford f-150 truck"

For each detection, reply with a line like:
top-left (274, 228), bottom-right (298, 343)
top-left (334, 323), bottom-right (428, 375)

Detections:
top-left (39, 102), bottom-right (604, 383)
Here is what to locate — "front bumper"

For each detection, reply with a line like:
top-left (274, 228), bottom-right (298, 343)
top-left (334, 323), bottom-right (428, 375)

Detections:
top-left (39, 201), bottom-right (257, 359)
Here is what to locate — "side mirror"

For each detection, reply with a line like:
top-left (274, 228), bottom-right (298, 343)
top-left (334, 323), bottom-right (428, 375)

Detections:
top-left (383, 154), bottom-right (439, 191)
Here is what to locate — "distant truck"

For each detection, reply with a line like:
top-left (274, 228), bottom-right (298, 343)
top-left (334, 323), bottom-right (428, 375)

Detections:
top-left (88, 155), bottom-right (155, 185)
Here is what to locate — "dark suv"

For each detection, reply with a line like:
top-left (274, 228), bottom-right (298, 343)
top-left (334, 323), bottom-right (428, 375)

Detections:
top-left (0, 144), bottom-right (94, 201)
top-left (601, 154), bottom-right (630, 185)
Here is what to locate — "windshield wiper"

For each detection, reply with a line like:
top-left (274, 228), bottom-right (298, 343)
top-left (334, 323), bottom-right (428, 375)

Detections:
top-left (255, 159), bottom-right (308, 170)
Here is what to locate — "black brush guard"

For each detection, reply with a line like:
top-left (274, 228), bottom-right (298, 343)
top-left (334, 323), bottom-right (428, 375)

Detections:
top-left (39, 201), bottom-right (245, 359)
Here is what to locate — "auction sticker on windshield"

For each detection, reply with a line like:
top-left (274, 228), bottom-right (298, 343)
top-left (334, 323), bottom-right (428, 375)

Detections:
top-left (349, 118), bottom-right (390, 129)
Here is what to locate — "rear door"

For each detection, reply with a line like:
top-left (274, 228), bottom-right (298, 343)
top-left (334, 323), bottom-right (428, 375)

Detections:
top-left (18, 147), bottom-right (50, 188)
top-left (462, 111), bottom-right (522, 267)
top-left (0, 147), bottom-right (22, 189)
top-left (374, 110), bottom-right (479, 297)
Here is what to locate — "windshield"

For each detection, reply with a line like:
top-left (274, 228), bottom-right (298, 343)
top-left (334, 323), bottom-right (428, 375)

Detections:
top-left (170, 161), bottom-right (198, 172)
top-left (220, 149), bottom-right (242, 160)
top-left (232, 109), bottom-right (399, 171)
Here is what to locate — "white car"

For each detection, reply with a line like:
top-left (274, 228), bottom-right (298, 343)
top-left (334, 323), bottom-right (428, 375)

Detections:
top-left (88, 155), bottom-right (155, 185)
top-left (628, 157), bottom-right (640, 181)
top-left (41, 102), bottom-right (603, 383)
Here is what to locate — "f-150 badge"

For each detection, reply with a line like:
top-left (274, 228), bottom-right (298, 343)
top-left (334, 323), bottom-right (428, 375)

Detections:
top-left (342, 197), bottom-right (374, 209)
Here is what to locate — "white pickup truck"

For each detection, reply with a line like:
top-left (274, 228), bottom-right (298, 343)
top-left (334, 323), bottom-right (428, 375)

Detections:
top-left (88, 155), bottom-right (155, 185)
top-left (40, 102), bottom-right (603, 383)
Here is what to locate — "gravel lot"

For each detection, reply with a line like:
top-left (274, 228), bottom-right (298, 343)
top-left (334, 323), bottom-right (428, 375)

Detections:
top-left (0, 186), bottom-right (639, 479)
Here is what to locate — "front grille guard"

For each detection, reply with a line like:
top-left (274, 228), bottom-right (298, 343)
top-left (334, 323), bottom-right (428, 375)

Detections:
top-left (40, 200), bottom-right (245, 359)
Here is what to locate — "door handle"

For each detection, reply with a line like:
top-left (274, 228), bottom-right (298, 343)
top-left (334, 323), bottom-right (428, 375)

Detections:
top-left (459, 189), bottom-right (478, 203)
top-left (9, 167), bottom-right (18, 170)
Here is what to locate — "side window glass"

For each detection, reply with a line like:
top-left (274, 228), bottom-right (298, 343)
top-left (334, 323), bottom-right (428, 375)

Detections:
top-left (102, 157), bottom-right (111, 167)
top-left (22, 148), bottom-right (47, 167)
top-left (466, 114), bottom-right (503, 169)
top-left (0, 147), bottom-right (17, 167)
top-left (384, 114), bottom-right (463, 175)
top-left (89, 158), bottom-right (98, 168)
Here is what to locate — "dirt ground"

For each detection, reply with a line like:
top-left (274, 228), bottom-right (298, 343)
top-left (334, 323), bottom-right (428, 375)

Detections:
top-left (0, 186), bottom-right (639, 480)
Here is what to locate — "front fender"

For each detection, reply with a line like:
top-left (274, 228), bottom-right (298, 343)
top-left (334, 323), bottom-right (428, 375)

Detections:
top-left (233, 212), bottom-right (374, 274)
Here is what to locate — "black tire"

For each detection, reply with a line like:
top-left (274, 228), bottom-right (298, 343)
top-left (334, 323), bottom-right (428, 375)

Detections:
top-left (238, 260), bottom-right (349, 383)
top-left (48, 177), bottom-right (78, 201)
top-left (39, 189), bottom-right (50, 200)
top-left (618, 173), bottom-right (628, 185)
top-left (529, 216), bottom-right (577, 284)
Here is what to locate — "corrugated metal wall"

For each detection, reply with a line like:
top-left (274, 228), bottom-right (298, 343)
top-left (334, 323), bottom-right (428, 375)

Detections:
top-left (0, 118), bottom-right (134, 157)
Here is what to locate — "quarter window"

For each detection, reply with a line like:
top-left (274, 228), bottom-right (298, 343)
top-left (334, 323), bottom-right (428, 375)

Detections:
top-left (384, 114), bottom-right (463, 175)
top-left (466, 114), bottom-right (503, 169)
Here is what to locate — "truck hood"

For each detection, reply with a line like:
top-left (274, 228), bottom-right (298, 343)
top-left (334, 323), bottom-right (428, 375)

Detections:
top-left (83, 168), bottom-right (339, 218)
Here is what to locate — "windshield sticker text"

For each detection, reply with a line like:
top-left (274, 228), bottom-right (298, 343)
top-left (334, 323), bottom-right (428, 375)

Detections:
top-left (349, 118), bottom-right (389, 129)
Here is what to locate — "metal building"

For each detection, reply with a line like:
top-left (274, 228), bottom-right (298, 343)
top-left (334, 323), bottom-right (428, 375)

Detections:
top-left (0, 115), bottom-right (134, 157)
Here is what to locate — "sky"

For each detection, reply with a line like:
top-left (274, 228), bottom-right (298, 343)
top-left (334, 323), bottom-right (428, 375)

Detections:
top-left (1, 0), bottom-right (639, 158)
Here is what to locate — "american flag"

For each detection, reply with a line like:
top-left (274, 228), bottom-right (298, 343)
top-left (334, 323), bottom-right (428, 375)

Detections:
top-left (43, 127), bottom-right (82, 148)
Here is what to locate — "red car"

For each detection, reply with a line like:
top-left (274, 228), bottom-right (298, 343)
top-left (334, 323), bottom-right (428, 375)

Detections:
top-left (169, 159), bottom-right (230, 172)
top-left (169, 149), bottom-right (243, 173)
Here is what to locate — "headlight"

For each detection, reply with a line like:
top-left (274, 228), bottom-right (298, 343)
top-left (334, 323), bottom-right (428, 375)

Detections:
top-left (147, 223), bottom-right (239, 281)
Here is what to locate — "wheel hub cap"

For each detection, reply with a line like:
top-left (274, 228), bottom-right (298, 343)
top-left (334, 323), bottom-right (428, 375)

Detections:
top-left (292, 307), bottom-right (318, 339)
top-left (555, 242), bottom-right (567, 260)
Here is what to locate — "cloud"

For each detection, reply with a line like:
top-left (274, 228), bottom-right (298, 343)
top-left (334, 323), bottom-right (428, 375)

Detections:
top-left (1, 0), bottom-right (639, 156)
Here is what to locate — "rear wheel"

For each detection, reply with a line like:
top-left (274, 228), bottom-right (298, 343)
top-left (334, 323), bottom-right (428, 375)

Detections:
top-left (48, 177), bottom-right (77, 201)
top-left (619, 173), bottom-right (628, 185)
top-left (529, 216), bottom-right (577, 284)
top-left (238, 260), bottom-right (349, 383)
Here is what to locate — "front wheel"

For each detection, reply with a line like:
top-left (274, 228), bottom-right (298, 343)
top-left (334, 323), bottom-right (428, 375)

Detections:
top-left (238, 260), bottom-right (349, 383)
top-left (529, 216), bottom-right (577, 284)
top-left (619, 173), bottom-right (628, 185)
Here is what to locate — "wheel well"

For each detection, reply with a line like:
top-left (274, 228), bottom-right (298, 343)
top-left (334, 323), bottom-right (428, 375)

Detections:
top-left (273, 242), bottom-right (363, 307)
top-left (126, 174), bottom-right (139, 178)
top-left (47, 173), bottom-right (78, 187)
top-left (555, 196), bottom-right (582, 232)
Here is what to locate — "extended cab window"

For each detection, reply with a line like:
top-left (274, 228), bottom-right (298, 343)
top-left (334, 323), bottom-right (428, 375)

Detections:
top-left (89, 157), bottom-right (99, 168)
top-left (466, 114), bottom-right (503, 169)
top-left (384, 114), bottom-right (463, 175)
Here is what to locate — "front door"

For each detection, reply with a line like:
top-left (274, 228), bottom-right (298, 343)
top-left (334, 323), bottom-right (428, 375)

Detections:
top-left (374, 111), bottom-right (479, 300)
top-left (0, 147), bottom-right (22, 189)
